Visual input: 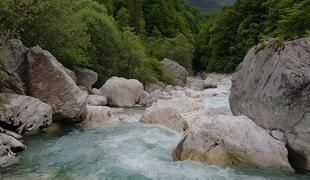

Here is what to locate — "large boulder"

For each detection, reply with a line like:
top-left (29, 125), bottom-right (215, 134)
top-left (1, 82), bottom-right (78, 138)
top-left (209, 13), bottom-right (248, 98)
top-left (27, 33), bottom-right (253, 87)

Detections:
top-left (26, 46), bottom-right (87, 122)
top-left (0, 93), bottom-right (52, 135)
top-left (173, 115), bottom-right (294, 171)
top-left (141, 106), bottom-right (188, 130)
top-left (100, 77), bottom-right (145, 107)
top-left (0, 39), bottom-right (28, 94)
top-left (76, 68), bottom-right (98, 91)
top-left (161, 59), bottom-right (189, 86)
top-left (229, 39), bottom-right (310, 171)
top-left (0, 128), bottom-right (25, 168)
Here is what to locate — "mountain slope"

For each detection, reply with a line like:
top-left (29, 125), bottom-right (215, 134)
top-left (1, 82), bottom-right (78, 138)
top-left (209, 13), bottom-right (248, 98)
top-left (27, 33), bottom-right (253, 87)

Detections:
top-left (187, 0), bottom-right (234, 12)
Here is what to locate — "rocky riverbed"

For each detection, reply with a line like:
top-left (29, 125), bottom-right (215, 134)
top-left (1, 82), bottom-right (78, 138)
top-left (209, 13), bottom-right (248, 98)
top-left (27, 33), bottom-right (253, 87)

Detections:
top-left (1, 38), bottom-right (310, 179)
top-left (1, 82), bottom-right (309, 180)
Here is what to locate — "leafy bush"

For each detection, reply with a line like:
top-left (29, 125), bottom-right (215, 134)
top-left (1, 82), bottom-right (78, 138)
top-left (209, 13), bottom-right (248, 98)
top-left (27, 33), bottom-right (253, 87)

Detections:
top-left (0, 0), bottom-right (174, 85)
top-left (146, 34), bottom-right (194, 73)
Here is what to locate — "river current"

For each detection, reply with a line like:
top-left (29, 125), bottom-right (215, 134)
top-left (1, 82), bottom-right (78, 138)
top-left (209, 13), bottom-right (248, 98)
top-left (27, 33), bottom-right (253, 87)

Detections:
top-left (1, 85), bottom-right (309, 180)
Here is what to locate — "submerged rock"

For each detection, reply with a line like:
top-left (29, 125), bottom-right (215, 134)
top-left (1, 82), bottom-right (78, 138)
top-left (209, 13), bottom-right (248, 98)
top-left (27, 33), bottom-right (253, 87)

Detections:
top-left (100, 77), bottom-right (145, 107)
top-left (26, 46), bottom-right (87, 122)
top-left (173, 115), bottom-right (294, 172)
top-left (141, 106), bottom-right (188, 130)
top-left (0, 93), bottom-right (52, 135)
top-left (161, 59), bottom-right (189, 86)
top-left (230, 39), bottom-right (310, 171)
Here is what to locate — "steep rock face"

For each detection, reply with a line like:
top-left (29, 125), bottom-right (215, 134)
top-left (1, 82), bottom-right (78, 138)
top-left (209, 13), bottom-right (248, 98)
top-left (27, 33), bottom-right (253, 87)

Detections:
top-left (76, 68), bottom-right (98, 91)
top-left (229, 39), bottom-right (310, 171)
top-left (100, 77), bottom-right (145, 107)
top-left (173, 115), bottom-right (293, 171)
top-left (161, 59), bottom-right (189, 86)
top-left (26, 46), bottom-right (87, 122)
top-left (0, 39), bottom-right (28, 94)
top-left (0, 93), bottom-right (52, 135)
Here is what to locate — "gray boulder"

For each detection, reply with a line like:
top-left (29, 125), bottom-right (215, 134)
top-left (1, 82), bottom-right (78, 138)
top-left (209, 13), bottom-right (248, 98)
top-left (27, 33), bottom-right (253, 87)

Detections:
top-left (0, 128), bottom-right (25, 168)
top-left (173, 115), bottom-right (293, 171)
top-left (76, 68), bottom-right (98, 91)
top-left (100, 77), bottom-right (145, 107)
top-left (145, 83), bottom-right (164, 93)
top-left (0, 93), bottom-right (52, 135)
top-left (229, 39), bottom-right (310, 171)
top-left (0, 39), bottom-right (28, 94)
top-left (26, 46), bottom-right (87, 122)
top-left (161, 58), bottom-right (189, 86)
top-left (87, 95), bottom-right (108, 106)
top-left (141, 105), bottom-right (188, 130)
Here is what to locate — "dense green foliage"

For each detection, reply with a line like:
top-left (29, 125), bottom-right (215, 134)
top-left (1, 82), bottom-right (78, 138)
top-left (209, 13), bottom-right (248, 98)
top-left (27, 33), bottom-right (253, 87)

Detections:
top-left (146, 34), bottom-right (194, 73)
top-left (187, 0), bottom-right (234, 12)
top-left (1, 0), bottom-right (309, 81)
top-left (194, 0), bottom-right (310, 73)
top-left (0, 0), bottom-right (192, 85)
top-left (99, 0), bottom-right (202, 42)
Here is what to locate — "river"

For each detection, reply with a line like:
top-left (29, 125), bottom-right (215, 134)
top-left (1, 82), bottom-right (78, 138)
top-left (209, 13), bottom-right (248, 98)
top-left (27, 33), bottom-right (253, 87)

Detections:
top-left (1, 85), bottom-right (309, 180)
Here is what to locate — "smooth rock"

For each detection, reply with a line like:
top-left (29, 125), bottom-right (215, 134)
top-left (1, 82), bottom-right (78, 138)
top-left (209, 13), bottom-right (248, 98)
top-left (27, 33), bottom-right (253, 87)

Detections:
top-left (64, 68), bottom-right (76, 83)
top-left (161, 59), bottom-right (189, 86)
top-left (229, 39), bottom-right (310, 171)
top-left (151, 90), bottom-right (172, 102)
top-left (141, 106), bottom-right (188, 130)
top-left (183, 108), bottom-right (224, 127)
top-left (87, 95), bottom-right (108, 106)
top-left (271, 130), bottom-right (285, 142)
top-left (90, 88), bottom-right (101, 95)
top-left (173, 115), bottom-right (294, 171)
top-left (138, 91), bottom-right (152, 107)
top-left (100, 77), bottom-right (144, 107)
top-left (156, 96), bottom-right (204, 114)
top-left (145, 83), bottom-right (164, 93)
top-left (0, 93), bottom-right (52, 135)
top-left (84, 106), bottom-right (120, 122)
top-left (26, 46), bottom-right (87, 122)
top-left (76, 68), bottom-right (98, 91)
top-left (186, 77), bottom-right (205, 91)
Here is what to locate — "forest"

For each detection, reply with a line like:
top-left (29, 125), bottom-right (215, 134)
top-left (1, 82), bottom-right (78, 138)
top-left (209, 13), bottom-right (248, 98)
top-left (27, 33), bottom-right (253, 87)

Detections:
top-left (0, 0), bottom-right (309, 84)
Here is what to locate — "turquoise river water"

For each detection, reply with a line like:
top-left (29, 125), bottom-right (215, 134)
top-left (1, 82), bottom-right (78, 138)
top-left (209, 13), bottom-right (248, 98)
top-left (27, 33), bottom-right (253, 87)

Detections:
top-left (1, 86), bottom-right (309, 180)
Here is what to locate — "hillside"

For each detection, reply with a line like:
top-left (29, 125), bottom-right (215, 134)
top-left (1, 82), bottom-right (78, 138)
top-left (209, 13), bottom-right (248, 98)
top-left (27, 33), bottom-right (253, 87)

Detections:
top-left (187, 0), bottom-right (234, 12)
